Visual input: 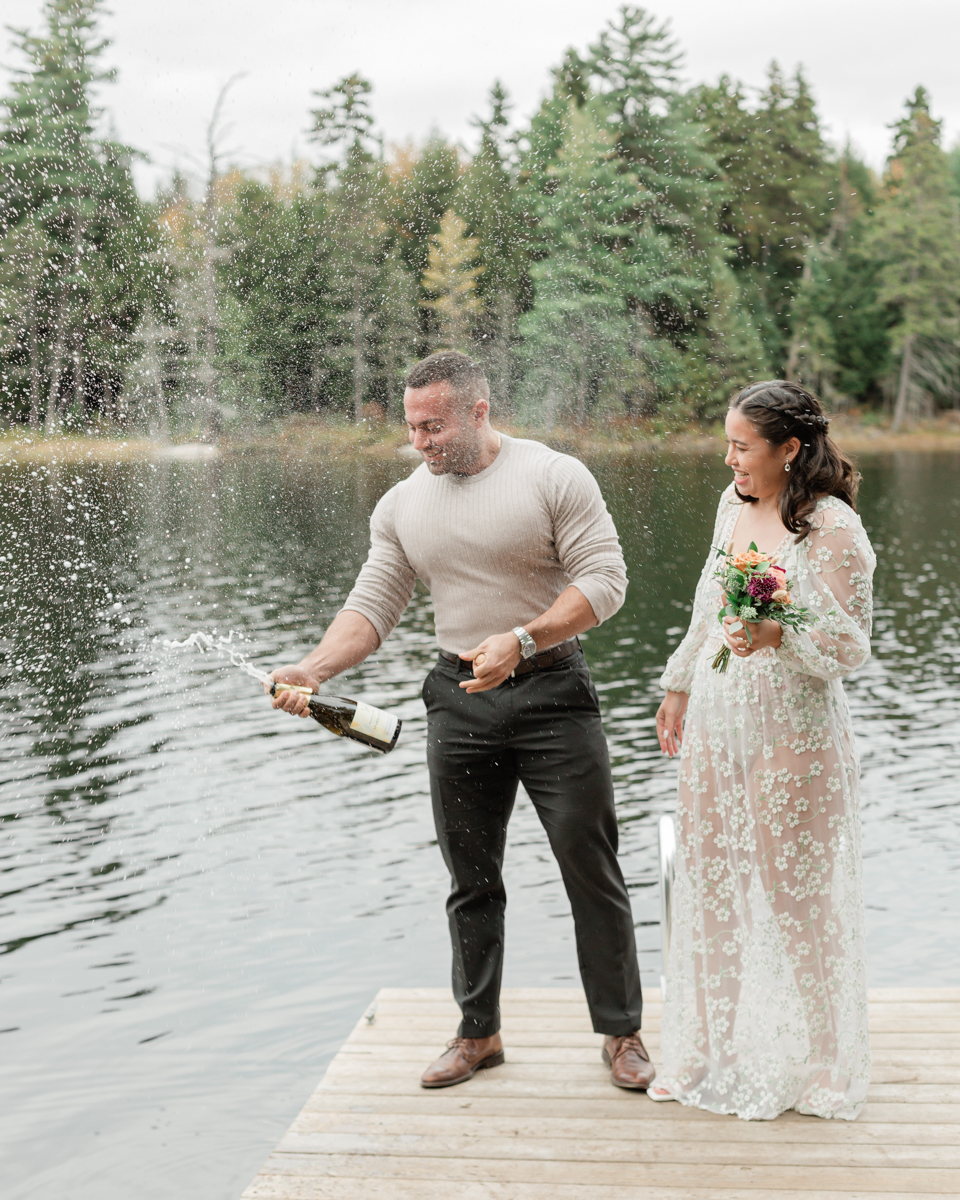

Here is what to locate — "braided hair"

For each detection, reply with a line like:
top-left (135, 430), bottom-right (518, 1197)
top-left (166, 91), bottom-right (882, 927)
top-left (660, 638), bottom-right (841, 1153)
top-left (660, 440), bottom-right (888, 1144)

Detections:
top-left (729, 380), bottom-right (859, 541)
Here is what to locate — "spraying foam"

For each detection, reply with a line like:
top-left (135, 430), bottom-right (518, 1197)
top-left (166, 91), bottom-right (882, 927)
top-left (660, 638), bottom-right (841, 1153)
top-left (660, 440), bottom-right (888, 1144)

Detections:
top-left (164, 631), bottom-right (272, 686)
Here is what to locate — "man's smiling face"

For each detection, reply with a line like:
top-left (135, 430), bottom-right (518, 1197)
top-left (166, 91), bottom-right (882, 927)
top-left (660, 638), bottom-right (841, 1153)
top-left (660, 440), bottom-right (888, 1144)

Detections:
top-left (404, 382), bottom-right (486, 475)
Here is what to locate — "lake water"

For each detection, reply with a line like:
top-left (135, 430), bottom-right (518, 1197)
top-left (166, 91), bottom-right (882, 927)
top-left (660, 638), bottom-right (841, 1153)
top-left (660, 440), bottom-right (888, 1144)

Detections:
top-left (1, 446), bottom-right (958, 1198)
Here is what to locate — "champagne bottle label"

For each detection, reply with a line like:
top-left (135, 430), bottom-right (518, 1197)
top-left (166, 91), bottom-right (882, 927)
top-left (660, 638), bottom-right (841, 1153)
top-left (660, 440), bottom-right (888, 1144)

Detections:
top-left (350, 700), bottom-right (399, 745)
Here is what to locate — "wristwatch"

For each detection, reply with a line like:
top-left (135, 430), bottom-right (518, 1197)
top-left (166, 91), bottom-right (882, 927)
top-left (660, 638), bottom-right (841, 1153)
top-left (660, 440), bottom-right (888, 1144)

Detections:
top-left (512, 626), bottom-right (538, 659)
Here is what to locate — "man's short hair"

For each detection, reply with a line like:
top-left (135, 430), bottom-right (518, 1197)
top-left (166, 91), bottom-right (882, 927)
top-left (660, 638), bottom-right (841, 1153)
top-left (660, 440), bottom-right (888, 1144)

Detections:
top-left (406, 351), bottom-right (490, 409)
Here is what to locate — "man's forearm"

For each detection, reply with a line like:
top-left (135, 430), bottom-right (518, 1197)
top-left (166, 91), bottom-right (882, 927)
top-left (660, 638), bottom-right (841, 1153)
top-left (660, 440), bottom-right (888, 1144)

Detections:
top-left (457, 585), bottom-right (599, 694)
top-left (524, 585), bottom-right (598, 651)
top-left (299, 610), bottom-right (381, 682)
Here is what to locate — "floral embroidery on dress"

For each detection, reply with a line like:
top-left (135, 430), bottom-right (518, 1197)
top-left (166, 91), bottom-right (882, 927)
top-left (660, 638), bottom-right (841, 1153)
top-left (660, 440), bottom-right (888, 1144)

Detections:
top-left (658, 484), bottom-right (874, 1121)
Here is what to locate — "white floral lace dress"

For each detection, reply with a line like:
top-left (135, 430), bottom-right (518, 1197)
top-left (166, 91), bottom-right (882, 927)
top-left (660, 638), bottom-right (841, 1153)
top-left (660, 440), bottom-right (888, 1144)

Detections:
top-left (657, 484), bottom-right (875, 1121)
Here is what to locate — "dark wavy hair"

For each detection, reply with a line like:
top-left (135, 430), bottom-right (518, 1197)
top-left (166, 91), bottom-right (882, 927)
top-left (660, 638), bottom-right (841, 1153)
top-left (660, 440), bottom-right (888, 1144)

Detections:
top-left (729, 381), bottom-right (859, 541)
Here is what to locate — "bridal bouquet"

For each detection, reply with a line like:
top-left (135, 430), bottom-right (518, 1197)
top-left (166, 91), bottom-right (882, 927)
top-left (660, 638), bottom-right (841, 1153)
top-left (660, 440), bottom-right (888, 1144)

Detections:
top-left (711, 543), bottom-right (812, 673)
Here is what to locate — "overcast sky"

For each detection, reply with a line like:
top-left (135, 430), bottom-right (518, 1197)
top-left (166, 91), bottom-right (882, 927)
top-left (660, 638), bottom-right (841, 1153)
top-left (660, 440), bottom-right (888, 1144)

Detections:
top-left (4, 0), bottom-right (959, 194)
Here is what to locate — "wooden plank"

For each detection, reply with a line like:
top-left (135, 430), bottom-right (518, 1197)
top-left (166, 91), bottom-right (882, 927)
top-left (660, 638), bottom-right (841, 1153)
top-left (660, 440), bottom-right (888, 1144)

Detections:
top-left (288, 1109), bottom-right (960, 1147)
top-left (350, 1022), bottom-right (960, 1043)
top-left (356, 1015), bottom-right (619, 1032)
top-left (372, 993), bottom-right (960, 1012)
top-left (360, 1013), bottom-right (960, 1034)
top-left (347, 1028), bottom-right (612, 1048)
top-left (374, 987), bottom-right (597, 1002)
top-left (868, 1019), bottom-right (960, 1033)
top-left (323, 1059), bottom-right (960, 1089)
top-left (315, 1072), bottom-right (960, 1105)
top-left (248, 1152), bottom-right (960, 1191)
top-left (275, 1128), bottom-right (960, 1168)
top-left (347, 1025), bottom-right (960, 1052)
top-left (303, 1092), bottom-right (960, 1125)
top-left (868, 988), bottom-right (960, 1002)
top-left (338, 1042), bottom-right (960, 1071)
top-left (244, 1179), bottom-right (958, 1200)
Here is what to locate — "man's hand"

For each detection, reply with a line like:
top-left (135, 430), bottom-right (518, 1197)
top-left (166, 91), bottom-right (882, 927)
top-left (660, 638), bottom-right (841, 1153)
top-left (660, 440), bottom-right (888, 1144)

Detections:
top-left (458, 632), bottom-right (522, 693)
top-left (722, 615), bottom-right (782, 658)
top-left (264, 611), bottom-right (380, 718)
top-left (268, 665), bottom-right (321, 718)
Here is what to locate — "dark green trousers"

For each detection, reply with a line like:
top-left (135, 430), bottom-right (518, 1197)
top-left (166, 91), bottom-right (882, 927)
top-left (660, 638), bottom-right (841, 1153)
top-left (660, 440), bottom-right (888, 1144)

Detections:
top-left (422, 650), bottom-right (643, 1039)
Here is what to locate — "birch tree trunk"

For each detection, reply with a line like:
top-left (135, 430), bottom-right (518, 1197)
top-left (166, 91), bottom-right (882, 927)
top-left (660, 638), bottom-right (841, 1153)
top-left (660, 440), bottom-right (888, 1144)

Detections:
top-left (891, 332), bottom-right (915, 433)
top-left (352, 279), bottom-right (365, 421)
top-left (544, 385), bottom-right (557, 434)
top-left (201, 183), bottom-right (221, 442)
top-left (198, 75), bottom-right (244, 442)
top-left (785, 253), bottom-right (813, 381)
top-left (44, 301), bottom-right (67, 435)
top-left (488, 291), bottom-right (514, 418)
top-left (27, 280), bottom-right (41, 428)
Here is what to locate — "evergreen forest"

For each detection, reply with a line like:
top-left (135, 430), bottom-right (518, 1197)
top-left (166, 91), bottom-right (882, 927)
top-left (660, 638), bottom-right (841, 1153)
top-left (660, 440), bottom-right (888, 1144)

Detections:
top-left (2, 0), bottom-right (960, 438)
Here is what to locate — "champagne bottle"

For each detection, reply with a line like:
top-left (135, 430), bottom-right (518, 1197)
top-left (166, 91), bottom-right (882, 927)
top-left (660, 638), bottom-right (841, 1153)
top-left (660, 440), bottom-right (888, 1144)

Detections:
top-left (270, 683), bottom-right (401, 753)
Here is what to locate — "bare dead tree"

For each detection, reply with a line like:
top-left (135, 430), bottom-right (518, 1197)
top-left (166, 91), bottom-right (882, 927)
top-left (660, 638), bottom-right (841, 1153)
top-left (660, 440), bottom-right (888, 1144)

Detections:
top-left (200, 73), bottom-right (246, 442)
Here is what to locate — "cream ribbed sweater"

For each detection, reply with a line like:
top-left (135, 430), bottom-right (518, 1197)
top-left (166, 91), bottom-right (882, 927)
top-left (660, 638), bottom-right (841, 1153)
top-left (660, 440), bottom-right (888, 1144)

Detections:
top-left (341, 434), bottom-right (627, 652)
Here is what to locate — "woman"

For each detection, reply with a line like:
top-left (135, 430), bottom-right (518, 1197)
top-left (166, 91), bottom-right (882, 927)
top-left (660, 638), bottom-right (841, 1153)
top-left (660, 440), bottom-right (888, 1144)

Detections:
top-left (652, 381), bottom-right (875, 1121)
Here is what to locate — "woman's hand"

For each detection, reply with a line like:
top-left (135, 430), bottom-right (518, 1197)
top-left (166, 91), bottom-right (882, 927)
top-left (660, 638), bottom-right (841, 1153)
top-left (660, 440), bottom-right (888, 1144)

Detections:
top-left (656, 691), bottom-right (689, 757)
top-left (722, 615), bottom-right (782, 658)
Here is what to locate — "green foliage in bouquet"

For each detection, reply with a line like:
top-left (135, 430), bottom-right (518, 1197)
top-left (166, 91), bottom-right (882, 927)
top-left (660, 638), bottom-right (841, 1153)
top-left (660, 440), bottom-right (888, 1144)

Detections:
top-left (712, 541), bottom-right (813, 673)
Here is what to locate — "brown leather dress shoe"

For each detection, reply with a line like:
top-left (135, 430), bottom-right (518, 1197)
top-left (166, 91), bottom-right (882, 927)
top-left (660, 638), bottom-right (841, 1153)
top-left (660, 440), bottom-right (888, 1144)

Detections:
top-left (420, 1034), bottom-right (504, 1088)
top-left (602, 1032), bottom-right (656, 1090)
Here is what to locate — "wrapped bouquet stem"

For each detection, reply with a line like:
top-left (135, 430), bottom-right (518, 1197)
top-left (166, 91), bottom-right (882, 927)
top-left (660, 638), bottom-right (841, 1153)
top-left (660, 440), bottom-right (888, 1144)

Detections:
top-left (711, 542), bottom-right (813, 673)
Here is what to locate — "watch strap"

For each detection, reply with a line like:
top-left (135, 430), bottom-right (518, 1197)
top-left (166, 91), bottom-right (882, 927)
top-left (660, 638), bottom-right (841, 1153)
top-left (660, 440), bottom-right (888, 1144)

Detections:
top-left (512, 626), bottom-right (537, 659)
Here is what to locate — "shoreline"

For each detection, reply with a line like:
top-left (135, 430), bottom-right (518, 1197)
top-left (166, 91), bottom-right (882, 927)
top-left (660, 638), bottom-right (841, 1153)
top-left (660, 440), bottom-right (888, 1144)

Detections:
top-left (3, 416), bottom-right (960, 464)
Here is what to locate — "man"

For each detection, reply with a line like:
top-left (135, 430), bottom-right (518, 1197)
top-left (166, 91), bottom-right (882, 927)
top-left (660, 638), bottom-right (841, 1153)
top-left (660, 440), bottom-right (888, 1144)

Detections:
top-left (270, 351), bottom-right (653, 1091)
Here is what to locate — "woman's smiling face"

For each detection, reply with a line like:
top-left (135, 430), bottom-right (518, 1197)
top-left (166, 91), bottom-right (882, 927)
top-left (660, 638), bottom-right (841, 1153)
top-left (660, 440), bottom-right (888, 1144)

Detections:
top-left (724, 407), bottom-right (797, 500)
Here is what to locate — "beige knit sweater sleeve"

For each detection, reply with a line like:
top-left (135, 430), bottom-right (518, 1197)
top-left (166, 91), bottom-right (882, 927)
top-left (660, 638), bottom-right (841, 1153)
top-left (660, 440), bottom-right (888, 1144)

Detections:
top-left (344, 486), bottom-right (416, 646)
top-left (546, 454), bottom-right (627, 624)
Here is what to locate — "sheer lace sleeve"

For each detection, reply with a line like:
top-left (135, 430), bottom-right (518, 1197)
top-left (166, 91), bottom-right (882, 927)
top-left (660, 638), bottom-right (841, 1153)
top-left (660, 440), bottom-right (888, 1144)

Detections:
top-left (776, 498), bottom-right (875, 681)
top-left (659, 486), bottom-right (736, 694)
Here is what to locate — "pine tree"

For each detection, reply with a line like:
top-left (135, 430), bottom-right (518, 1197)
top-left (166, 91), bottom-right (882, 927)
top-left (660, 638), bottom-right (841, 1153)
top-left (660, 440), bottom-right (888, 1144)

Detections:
top-left (0, 216), bottom-right (57, 423)
top-left (867, 88), bottom-right (960, 428)
top-left (310, 75), bottom-right (392, 419)
top-left (387, 134), bottom-right (461, 338)
top-left (518, 101), bottom-right (636, 425)
top-left (584, 6), bottom-right (727, 334)
top-left (949, 143), bottom-right (960, 200)
top-left (215, 167), bottom-right (332, 421)
top-left (516, 6), bottom-right (764, 417)
top-left (784, 152), bottom-right (892, 404)
top-left (370, 240), bottom-right (418, 415)
top-left (0, 0), bottom-right (160, 428)
top-left (457, 83), bottom-right (527, 412)
top-left (692, 64), bottom-right (834, 369)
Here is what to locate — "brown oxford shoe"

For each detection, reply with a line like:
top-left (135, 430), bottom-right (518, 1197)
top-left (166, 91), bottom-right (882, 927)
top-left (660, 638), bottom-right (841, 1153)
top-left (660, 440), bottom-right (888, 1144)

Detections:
top-left (420, 1034), bottom-right (504, 1088)
top-left (603, 1032), bottom-right (656, 1090)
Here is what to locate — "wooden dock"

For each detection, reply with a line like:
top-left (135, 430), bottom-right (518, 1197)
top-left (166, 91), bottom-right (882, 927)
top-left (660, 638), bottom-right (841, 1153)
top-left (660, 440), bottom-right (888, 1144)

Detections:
top-left (242, 986), bottom-right (960, 1199)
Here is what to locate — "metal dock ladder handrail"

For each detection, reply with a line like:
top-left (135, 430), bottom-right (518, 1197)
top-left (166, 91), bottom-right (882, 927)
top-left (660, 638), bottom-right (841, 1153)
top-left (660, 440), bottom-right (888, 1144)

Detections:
top-left (658, 813), bottom-right (676, 998)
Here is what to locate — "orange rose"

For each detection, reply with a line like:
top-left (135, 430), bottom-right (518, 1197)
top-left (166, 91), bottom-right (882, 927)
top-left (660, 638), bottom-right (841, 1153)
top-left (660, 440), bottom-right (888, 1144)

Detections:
top-left (732, 549), bottom-right (774, 571)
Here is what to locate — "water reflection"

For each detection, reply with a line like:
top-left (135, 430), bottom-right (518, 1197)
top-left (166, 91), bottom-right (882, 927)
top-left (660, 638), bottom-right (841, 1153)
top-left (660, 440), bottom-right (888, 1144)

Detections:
top-left (0, 448), bottom-right (958, 1198)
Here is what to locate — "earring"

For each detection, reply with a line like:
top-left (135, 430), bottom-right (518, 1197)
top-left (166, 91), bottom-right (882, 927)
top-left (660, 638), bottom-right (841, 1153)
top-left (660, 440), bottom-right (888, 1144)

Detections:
top-left (784, 462), bottom-right (791, 472)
